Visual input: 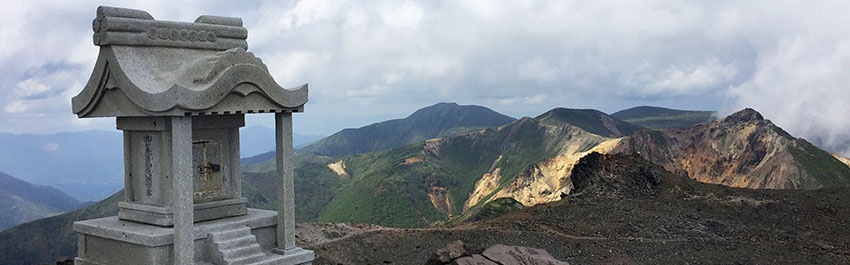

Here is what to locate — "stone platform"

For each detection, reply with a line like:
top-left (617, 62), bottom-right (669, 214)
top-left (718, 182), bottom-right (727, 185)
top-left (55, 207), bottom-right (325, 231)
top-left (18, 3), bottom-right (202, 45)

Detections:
top-left (74, 208), bottom-right (313, 265)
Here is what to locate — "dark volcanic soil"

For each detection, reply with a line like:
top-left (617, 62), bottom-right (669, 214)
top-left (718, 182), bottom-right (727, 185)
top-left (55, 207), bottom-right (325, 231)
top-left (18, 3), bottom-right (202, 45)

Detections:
top-left (299, 153), bottom-right (850, 265)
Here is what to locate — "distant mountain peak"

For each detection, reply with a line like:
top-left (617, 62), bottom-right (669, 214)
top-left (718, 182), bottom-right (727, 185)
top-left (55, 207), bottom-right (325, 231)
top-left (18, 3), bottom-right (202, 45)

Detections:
top-left (611, 105), bottom-right (717, 129)
top-left (408, 102), bottom-right (481, 118)
top-left (610, 107), bottom-right (850, 189)
top-left (724, 108), bottom-right (764, 123)
top-left (301, 102), bottom-right (515, 157)
top-left (535, 107), bottom-right (641, 137)
top-left (545, 107), bottom-right (602, 114)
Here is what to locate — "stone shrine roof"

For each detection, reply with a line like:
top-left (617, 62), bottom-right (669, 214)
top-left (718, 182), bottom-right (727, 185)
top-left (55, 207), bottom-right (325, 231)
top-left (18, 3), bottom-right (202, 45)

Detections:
top-left (72, 6), bottom-right (307, 117)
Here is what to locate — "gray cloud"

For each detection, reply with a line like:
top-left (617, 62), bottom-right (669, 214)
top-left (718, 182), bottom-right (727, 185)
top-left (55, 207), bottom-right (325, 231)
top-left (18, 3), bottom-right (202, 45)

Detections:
top-left (1, 0), bottom-right (849, 156)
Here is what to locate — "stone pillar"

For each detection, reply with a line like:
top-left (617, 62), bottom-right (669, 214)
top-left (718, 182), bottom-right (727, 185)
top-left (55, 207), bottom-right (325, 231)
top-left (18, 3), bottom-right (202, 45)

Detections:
top-left (274, 112), bottom-right (296, 251)
top-left (171, 116), bottom-right (194, 265)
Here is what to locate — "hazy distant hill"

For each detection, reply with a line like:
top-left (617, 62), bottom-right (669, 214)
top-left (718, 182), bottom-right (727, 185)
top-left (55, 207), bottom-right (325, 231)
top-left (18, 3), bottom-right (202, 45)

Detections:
top-left (611, 106), bottom-right (716, 129)
top-left (0, 191), bottom-right (118, 265)
top-left (0, 131), bottom-right (124, 202)
top-left (299, 102), bottom-right (516, 157)
top-left (535, 108), bottom-right (642, 137)
top-left (0, 172), bottom-right (81, 231)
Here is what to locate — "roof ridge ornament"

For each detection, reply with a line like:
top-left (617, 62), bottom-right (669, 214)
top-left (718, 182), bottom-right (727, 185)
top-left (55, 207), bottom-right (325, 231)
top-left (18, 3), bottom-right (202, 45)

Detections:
top-left (92, 6), bottom-right (248, 50)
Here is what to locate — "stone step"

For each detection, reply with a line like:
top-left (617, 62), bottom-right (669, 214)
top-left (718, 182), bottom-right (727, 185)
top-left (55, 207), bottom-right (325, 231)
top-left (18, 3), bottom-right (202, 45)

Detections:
top-left (222, 243), bottom-right (263, 261)
top-left (248, 255), bottom-right (287, 265)
top-left (208, 226), bottom-right (252, 242)
top-left (207, 226), bottom-right (288, 265)
top-left (229, 252), bottom-right (269, 265)
top-left (216, 235), bottom-right (258, 250)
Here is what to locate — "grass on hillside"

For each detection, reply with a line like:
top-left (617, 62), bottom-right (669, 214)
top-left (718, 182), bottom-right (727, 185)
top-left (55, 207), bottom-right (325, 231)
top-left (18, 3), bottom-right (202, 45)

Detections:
top-left (317, 145), bottom-right (451, 227)
top-left (789, 139), bottom-right (850, 188)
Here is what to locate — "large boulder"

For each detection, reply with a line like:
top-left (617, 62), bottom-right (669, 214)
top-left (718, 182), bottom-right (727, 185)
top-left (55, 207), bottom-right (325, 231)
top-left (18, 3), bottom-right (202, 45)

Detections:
top-left (426, 240), bottom-right (469, 265)
top-left (427, 241), bottom-right (568, 265)
top-left (482, 244), bottom-right (568, 265)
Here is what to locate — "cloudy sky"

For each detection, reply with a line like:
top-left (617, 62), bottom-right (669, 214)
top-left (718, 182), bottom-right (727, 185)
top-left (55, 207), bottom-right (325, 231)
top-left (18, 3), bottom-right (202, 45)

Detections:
top-left (2, 0), bottom-right (850, 155)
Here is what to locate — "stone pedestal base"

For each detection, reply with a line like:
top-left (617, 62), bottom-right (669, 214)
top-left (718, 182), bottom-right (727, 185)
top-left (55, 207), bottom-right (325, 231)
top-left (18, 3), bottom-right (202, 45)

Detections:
top-left (74, 208), bottom-right (314, 265)
top-left (117, 198), bottom-right (248, 227)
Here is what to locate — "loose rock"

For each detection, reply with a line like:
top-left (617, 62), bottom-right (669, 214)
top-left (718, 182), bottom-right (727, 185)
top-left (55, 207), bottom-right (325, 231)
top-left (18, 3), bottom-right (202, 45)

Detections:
top-left (482, 244), bottom-right (569, 265)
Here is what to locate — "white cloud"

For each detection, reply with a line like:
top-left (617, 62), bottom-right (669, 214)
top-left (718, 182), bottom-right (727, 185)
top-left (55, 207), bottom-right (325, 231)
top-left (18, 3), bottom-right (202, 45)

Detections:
top-left (381, 1), bottom-right (423, 29)
top-left (4, 70), bottom-right (83, 115)
top-left (3, 101), bottom-right (30, 114)
top-left (518, 57), bottom-right (559, 84)
top-left (644, 58), bottom-right (738, 94)
top-left (523, 94), bottom-right (547, 104)
top-left (13, 79), bottom-right (50, 98)
top-left (729, 36), bottom-right (850, 156)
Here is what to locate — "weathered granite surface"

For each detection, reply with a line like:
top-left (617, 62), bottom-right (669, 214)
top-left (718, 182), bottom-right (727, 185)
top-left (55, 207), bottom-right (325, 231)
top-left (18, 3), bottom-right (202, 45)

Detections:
top-left (75, 209), bottom-right (273, 264)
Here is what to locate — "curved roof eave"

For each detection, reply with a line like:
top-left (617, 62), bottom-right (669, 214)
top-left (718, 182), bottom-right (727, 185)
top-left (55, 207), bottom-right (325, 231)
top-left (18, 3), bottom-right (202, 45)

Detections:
top-left (72, 46), bottom-right (308, 118)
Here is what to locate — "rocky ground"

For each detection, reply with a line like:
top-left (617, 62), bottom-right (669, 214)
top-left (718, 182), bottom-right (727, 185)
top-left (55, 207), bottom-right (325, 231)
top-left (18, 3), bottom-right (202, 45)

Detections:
top-left (297, 153), bottom-right (850, 265)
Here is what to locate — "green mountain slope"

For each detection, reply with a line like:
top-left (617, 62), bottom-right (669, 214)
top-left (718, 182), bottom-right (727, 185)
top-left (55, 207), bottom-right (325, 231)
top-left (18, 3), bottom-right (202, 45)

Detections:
top-left (300, 102), bottom-right (515, 157)
top-left (611, 106), bottom-right (716, 129)
top-left (0, 191), bottom-right (120, 265)
top-left (0, 171), bottom-right (82, 231)
top-left (254, 117), bottom-right (608, 227)
top-left (535, 108), bottom-right (642, 137)
top-left (242, 153), bottom-right (345, 222)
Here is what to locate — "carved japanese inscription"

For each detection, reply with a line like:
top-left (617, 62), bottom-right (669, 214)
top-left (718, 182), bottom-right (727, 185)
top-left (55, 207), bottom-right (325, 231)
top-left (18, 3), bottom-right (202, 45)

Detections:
top-left (130, 132), bottom-right (161, 204)
top-left (143, 135), bottom-right (154, 197)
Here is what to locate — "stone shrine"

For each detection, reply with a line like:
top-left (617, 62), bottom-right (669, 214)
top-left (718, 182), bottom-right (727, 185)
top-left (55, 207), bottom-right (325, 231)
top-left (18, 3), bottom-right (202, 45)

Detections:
top-left (70, 6), bottom-right (314, 265)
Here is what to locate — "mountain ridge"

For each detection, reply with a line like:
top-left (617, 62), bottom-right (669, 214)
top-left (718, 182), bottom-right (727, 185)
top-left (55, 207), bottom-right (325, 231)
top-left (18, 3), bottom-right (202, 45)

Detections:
top-left (535, 107), bottom-right (642, 137)
top-left (245, 106), bottom-right (850, 227)
top-left (300, 102), bottom-right (516, 157)
top-left (609, 108), bottom-right (850, 189)
top-left (611, 105), bottom-right (716, 129)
